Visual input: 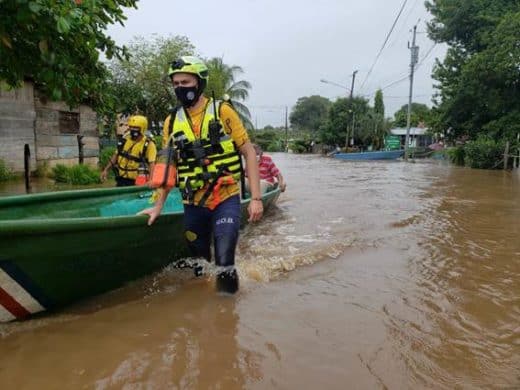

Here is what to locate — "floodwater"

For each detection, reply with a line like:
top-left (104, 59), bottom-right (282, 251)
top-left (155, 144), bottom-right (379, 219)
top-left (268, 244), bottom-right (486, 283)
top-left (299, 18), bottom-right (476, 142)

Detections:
top-left (1, 154), bottom-right (519, 389)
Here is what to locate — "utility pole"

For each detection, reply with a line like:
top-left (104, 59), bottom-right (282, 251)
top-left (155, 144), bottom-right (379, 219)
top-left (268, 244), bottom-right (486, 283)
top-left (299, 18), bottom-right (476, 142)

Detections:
top-left (351, 112), bottom-right (356, 146)
top-left (350, 70), bottom-right (357, 100)
top-left (405, 25), bottom-right (419, 161)
top-left (285, 105), bottom-right (288, 152)
top-left (346, 70), bottom-right (358, 148)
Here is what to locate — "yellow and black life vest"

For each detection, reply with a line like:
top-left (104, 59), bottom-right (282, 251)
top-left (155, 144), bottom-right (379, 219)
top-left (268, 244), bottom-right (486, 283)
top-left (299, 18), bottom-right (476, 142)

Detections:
top-left (169, 99), bottom-right (242, 198)
top-left (115, 135), bottom-right (154, 179)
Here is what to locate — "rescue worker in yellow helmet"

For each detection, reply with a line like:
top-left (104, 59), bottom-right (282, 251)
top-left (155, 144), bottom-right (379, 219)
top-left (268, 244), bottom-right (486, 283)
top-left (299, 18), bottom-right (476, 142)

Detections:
top-left (101, 115), bottom-right (157, 187)
top-left (139, 56), bottom-right (263, 294)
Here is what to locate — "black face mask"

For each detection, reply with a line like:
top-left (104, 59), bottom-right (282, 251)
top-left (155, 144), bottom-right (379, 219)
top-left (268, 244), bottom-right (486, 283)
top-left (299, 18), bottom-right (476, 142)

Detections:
top-left (175, 86), bottom-right (201, 107)
top-left (130, 130), bottom-right (140, 139)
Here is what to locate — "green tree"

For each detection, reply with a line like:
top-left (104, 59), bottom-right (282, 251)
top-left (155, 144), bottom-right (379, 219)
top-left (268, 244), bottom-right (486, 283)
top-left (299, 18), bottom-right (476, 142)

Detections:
top-left (374, 89), bottom-right (384, 118)
top-left (426, 1), bottom-right (520, 142)
top-left (372, 89), bottom-right (386, 149)
top-left (0, 0), bottom-right (137, 110)
top-left (206, 57), bottom-right (253, 130)
top-left (107, 35), bottom-right (195, 130)
top-left (392, 103), bottom-right (431, 128)
top-left (289, 95), bottom-right (331, 133)
top-left (249, 127), bottom-right (285, 152)
top-left (319, 97), bottom-right (370, 147)
top-left (426, 0), bottom-right (517, 54)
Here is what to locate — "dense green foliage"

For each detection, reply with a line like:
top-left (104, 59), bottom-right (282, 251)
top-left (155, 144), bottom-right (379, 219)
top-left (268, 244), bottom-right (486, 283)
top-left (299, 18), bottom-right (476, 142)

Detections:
top-left (106, 36), bottom-right (254, 133)
top-left (307, 90), bottom-right (393, 150)
top-left (371, 89), bottom-right (387, 150)
top-left (319, 96), bottom-right (371, 147)
top-left (426, 1), bottom-right (520, 144)
top-left (107, 35), bottom-right (194, 127)
top-left (392, 103), bottom-right (432, 128)
top-left (98, 147), bottom-right (116, 170)
top-left (289, 138), bottom-right (312, 154)
top-left (464, 136), bottom-right (505, 169)
top-left (206, 57), bottom-right (253, 129)
top-left (0, 0), bottom-right (137, 111)
top-left (52, 164), bottom-right (100, 185)
top-left (0, 159), bottom-right (14, 181)
top-left (447, 146), bottom-right (465, 166)
top-left (289, 95), bottom-right (331, 133)
top-left (374, 89), bottom-right (385, 119)
top-left (249, 128), bottom-right (285, 152)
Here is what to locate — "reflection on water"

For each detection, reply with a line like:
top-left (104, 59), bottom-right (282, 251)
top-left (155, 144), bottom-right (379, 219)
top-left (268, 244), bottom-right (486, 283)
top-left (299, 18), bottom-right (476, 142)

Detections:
top-left (1, 155), bottom-right (519, 389)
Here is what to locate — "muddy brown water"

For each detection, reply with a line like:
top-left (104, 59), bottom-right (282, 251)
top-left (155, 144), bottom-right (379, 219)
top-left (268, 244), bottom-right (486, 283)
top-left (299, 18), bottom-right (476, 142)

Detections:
top-left (1, 154), bottom-right (519, 389)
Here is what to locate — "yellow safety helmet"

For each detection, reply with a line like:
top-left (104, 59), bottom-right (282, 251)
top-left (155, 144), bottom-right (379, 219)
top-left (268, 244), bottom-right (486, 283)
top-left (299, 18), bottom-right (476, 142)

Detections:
top-left (127, 115), bottom-right (148, 134)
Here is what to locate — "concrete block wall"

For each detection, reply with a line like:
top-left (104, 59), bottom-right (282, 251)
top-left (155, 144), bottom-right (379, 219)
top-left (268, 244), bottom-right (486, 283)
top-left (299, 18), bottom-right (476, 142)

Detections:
top-left (0, 82), bottom-right (37, 172)
top-left (0, 82), bottom-right (100, 172)
top-left (33, 93), bottom-right (99, 168)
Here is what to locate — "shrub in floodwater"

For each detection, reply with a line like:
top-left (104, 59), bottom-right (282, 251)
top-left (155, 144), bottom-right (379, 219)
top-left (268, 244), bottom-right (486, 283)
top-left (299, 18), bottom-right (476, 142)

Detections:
top-left (98, 146), bottom-right (116, 170)
top-left (52, 164), bottom-right (101, 185)
top-left (447, 146), bottom-right (465, 166)
top-left (464, 136), bottom-right (505, 169)
top-left (33, 161), bottom-right (49, 178)
top-left (0, 159), bottom-right (14, 181)
top-left (251, 130), bottom-right (285, 152)
top-left (266, 141), bottom-right (283, 153)
top-left (290, 138), bottom-right (310, 154)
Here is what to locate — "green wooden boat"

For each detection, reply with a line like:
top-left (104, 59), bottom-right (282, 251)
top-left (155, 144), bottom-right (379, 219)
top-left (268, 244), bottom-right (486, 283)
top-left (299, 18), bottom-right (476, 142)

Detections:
top-left (0, 186), bottom-right (280, 322)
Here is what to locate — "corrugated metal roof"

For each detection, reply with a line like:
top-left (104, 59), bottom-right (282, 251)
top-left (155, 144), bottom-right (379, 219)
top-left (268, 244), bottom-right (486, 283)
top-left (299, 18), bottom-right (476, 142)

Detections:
top-left (390, 127), bottom-right (429, 136)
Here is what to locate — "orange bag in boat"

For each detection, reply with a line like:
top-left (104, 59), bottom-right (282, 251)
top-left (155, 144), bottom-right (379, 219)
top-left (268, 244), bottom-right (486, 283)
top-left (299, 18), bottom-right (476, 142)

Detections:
top-left (150, 162), bottom-right (176, 189)
top-left (135, 173), bottom-right (148, 186)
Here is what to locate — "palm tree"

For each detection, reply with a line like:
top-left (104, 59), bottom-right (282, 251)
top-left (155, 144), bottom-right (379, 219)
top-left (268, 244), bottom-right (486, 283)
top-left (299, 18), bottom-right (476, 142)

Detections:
top-left (206, 57), bottom-right (254, 130)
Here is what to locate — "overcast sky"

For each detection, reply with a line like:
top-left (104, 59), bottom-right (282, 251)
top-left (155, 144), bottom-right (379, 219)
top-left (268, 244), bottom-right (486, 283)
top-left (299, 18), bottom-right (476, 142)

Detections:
top-left (106, 0), bottom-right (446, 127)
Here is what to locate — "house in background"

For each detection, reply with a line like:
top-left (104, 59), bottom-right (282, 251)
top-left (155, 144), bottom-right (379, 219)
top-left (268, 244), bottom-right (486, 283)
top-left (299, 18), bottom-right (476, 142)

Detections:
top-left (0, 81), bottom-right (99, 173)
top-left (389, 127), bottom-right (433, 148)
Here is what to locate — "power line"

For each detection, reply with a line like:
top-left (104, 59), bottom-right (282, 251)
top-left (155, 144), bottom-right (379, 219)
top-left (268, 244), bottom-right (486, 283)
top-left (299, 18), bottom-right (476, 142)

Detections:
top-left (416, 43), bottom-right (437, 69)
top-left (365, 28), bottom-right (438, 96)
top-left (359, 0), bottom-right (409, 93)
top-left (380, 75), bottom-right (410, 92)
top-left (364, 43), bottom-right (439, 98)
top-left (388, 0), bottom-right (420, 49)
top-left (384, 94), bottom-right (431, 98)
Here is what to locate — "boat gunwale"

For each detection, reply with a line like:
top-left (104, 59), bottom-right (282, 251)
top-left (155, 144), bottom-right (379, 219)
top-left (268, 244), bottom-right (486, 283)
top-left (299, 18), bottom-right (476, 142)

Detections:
top-left (0, 185), bottom-right (144, 207)
top-left (0, 187), bottom-right (280, 235)
top-left (333, 149), bottom-right (405, 160)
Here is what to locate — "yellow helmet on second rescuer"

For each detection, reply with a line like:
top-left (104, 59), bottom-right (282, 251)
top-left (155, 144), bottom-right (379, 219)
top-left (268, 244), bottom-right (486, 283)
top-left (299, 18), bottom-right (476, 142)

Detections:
top-left (127, 115), bottom-right (148, 134)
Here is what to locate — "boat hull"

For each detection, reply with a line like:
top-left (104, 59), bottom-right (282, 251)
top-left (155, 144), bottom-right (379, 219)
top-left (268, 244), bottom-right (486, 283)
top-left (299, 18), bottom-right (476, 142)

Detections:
top-left (0, 186), bottom-right (280, 322)
top-left (334, 150), bottom-right (404, 160)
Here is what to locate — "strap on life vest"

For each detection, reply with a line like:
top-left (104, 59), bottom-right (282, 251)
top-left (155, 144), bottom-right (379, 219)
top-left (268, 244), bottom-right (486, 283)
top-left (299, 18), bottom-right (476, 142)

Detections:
top-left (207, 176), bottom-right (236, 210)
top-left (165, 106), bottom-right (180, 144)
top-left (117, 137), bottom-right (153, 169)
top-left (158, 106), bottom-right (179, 189)
top-left (238, 155), bottom-right (246, 200)
top-left (196, 164), bottom-right (229, 208)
